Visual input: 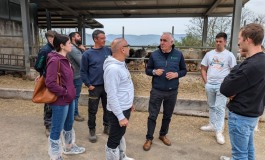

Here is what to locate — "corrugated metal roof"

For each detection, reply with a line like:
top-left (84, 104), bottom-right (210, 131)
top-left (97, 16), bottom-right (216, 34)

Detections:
top-left (30, 0), bottom-right (249, 28)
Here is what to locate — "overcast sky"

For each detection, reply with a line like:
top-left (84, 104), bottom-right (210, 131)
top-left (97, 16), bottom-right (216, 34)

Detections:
top-left (86, 0), bottom-right (265, 35)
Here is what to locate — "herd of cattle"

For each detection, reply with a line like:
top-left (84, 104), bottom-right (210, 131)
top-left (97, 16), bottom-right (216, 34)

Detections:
top-left (125, 47), bottom-right (210, 71)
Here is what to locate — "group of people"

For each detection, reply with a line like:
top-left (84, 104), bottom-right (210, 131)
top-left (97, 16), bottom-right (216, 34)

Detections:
top-left (34, 23), bottom-right (265, 160)
top-left (199, 23), bottom-right (265, 160)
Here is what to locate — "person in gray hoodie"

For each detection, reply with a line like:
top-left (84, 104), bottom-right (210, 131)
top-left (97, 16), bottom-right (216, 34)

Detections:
top-left (67, 32), bottom-right (85, 122)
top-left (103, 38), bottom-right (134, 160)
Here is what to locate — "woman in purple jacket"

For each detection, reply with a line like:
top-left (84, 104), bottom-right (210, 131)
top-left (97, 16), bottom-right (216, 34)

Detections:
top-left (45, 34), bottom-right (85, 160)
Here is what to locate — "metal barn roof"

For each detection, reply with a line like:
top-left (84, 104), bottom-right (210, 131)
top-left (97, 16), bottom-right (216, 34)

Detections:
top-left (30, 0), bottom-right (249, 28)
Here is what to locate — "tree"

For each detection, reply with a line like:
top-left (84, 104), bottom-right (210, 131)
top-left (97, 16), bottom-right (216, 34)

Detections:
top-left (185, 17), bottom-right (232, 47)
top-left (181, 8), bottom-right (265, 47)
top-left (241, 8), bottom-right (265, 25)
top-left (175, 33), bottom-right (201, 47)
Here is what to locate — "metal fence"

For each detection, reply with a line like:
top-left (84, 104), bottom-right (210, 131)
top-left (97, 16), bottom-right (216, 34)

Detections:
top-left (0, 53), bottom-right (25, 71)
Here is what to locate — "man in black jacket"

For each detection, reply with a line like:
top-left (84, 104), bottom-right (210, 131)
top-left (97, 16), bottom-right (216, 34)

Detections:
top-left (34, 30), bottom-right (57, 137)
top-left (220, 23), bottom-right (265, 160)
top-left (143, 32), bottom-right (187, 151)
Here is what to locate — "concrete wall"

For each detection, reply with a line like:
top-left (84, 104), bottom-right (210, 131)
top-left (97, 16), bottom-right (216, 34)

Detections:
top-left (0, 18), bottom-right (24, 57)
top-left (0, 88), bottom-right (264, 122)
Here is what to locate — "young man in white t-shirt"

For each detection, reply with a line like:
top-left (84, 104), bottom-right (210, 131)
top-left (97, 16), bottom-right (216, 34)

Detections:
top-left (200, 32), bottom-right (237, 145)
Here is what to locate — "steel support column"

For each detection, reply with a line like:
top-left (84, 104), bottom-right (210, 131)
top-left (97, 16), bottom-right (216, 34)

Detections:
top-left (230, 0), bottom-right (243, 57)
top-left (82, 26), bottom-right (86, 45)
top-left (20, 0), bottom-right (31, 76)
top-left (78, 16), bottom-right (82, 33)
top-left (122, 26), bottom-right (124, 38)
top-left (46, 9), bottom-right (51, 30)
top-left (78, 16), bottom-right (86, 45)
top-left (202, 16), bottom-right (208, 47)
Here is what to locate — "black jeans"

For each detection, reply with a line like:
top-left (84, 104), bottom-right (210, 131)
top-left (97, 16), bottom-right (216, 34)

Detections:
top-left (107, 108), bottom-right (131, 149)
top-left (146, 88), bottom-right (177, 140)
top-left (88, 85), bottom-right (108, 129)
top-left (44, 103), bottom-right (52, 129)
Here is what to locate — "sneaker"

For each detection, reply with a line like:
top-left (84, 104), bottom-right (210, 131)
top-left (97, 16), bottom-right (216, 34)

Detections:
top-left (74, 115), bottom-right (84, 122)
top-left (121, 153), bottom-right (135, 160)
top-left (200, 124), bottom-right (215, 132)
top-left (89, 129), bottom-right (97, 143)
top-left (63, 144), bottom-right (85, 155)
top-left (220, 156), bottom-right (231, 160)
top-left (254, 122), bottom-right (259, 131)
top-left (103, 125), bottom-right (110, 135)
top-left (216, 132), bottom-right (225, 145)
top-left (50, 156), bottom-right (64, 160)
top-left (45, 128), bottom-right (50, 137)
top-left (57, 156), bottom-right (64, 160)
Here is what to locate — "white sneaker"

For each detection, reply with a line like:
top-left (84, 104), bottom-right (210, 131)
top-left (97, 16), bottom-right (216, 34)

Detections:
top-left (254, 123), bottom-right (259, 131)
top-left (220, 156), bottom-right (231, 160)
top-left (216, 132), bottom-right (225, 145)
top-left (200, 124), bottom-right (215, 132)
top-left (121, 154), bottom-right (135, 160)
top-left (63, 144), bottom-right (85, 155)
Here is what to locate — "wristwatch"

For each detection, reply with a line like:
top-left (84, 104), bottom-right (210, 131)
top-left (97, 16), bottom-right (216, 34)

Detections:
top-left (152, 69), bottom-right (156, 75)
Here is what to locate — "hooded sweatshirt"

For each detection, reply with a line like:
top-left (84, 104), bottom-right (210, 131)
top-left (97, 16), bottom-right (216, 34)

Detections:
top-left (67, 44), bottom-right (83, 79)
top-left (103, 56), bottom-right (134, 121)
top-left (45, 52), bottom-right (76, 105)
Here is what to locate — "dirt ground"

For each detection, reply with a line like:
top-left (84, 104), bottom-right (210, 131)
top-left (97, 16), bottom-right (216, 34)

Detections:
top-left (0, 99), bottom-right (265, 160)
top-left (0, 73), bottom-right (264, 159)
top-left (0, 72), bottom-right (207, 100)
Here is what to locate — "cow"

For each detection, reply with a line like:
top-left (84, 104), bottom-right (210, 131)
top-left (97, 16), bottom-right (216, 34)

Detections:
top-left (125, 48), bottom-right (147, 70)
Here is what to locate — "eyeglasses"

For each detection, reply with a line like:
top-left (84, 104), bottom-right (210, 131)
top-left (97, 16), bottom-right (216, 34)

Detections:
top-left (123, 44), bottom-right (130, 48)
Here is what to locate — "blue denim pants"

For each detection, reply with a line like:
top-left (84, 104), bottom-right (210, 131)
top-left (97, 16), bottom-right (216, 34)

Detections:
top-left (205, 83), bottom-right (227, 132)
top-left (228, 111), bottom-right (258, 160)
top-left (74, 77), bottom-right (82, 116)
top-left (50, 100), bottom-right (75, 140)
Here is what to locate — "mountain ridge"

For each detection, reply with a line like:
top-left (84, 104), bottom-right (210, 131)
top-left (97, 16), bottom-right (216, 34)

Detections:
top-left (85, 34), bottom-right (186, 46)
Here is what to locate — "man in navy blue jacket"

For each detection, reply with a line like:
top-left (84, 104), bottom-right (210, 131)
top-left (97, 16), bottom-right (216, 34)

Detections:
top-left (143, 32), bottom-right (187, 151)
top-left (80, 30), bottom-right (111, 143)
top-left (34, 30), bottom-right (57, 137)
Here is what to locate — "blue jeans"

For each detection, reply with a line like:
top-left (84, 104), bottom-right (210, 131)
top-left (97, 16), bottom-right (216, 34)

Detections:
top-left (228, 111), bottom-right (258, 160)
top-left (74, 78), bottom-right (82, 116)
top-left (50, 100), bottom-right (75, 140)
top-left (205, 83), bottom-right (227, 132)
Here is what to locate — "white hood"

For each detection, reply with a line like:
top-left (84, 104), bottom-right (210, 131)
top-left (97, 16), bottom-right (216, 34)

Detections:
top-left (103, 55), bottom-right (125, 71)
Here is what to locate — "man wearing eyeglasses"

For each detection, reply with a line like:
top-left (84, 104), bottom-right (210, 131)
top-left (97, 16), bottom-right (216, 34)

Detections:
top-left (104, 38), bottom-right (134, 160)
top-left (143, 32), bottom-right (187, 151)
top-left (80, 30), bottom-right (111, 143)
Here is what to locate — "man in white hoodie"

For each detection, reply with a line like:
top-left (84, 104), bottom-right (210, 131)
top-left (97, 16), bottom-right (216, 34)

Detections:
top-left (103, 38), bottom-right (134, 160)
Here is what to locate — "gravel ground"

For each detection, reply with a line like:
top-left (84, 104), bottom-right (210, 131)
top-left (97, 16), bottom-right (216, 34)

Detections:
top-left (0, 99), bottom-right (265, 160)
